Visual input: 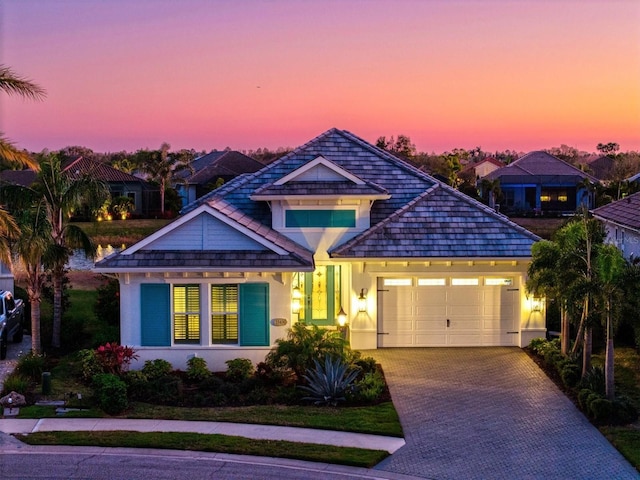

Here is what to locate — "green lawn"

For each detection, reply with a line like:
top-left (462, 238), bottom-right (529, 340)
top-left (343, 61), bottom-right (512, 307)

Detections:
top-left (17, 431), bottom-right (389, 468)
top-left (71, 218), bottom-right (171, 246)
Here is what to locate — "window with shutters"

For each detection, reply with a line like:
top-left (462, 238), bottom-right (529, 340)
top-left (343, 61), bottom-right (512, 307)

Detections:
top-left (211, 285), bottom-right (239, 344)
top-left (173, 285), bottom-right (200, 344)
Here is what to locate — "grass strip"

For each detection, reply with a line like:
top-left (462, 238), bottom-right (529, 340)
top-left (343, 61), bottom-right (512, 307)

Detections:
top-left (122, 402), bottom-right (403, 437)
top-left (17, 431), bottom-right (389, 468)
top-left (600, 427), bottom-right (640, 471)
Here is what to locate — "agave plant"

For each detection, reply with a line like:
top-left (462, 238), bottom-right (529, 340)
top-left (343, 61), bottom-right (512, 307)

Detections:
top-left (300, 356), bottom-right (359, 406)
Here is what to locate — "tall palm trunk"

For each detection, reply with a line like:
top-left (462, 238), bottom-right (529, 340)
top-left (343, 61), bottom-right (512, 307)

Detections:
top-left (26, 266), bottom-right (42, 355)
top-left (605, 298), bottom-right (615, 400)
top-left (51, 263), bottom-right (64, 349)
top-left (560, 303), bottom-right (569, 355)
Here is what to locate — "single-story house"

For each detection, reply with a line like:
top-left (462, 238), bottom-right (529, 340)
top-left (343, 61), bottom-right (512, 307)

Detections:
top-left (177, 151), bottom-right (265, 207)
top-left (63, 157), bottom-right (149, 216)
top-left (462, 157), bottom-right (505, 180)
top-left (485, 151), bottom-right (599, 214)
top-left (592, 191), bottom-right (640, 260)
top-left (94, 129), bottom-right (544, 371)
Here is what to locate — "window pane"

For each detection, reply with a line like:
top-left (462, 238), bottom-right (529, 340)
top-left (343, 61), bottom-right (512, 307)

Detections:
top-left (451, 278), bottom-right (479, 286)
top-left (174, 285), bottom-right (200, 344)
top-left (285, 209), bottom-right (356, 228)
top-left (384, 278), bottom-right (412, 286)
top-left (211, 285), bottom-right (239, 344)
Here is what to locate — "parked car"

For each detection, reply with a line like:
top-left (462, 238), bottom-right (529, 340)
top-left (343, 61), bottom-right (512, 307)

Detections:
top-left (0, 291), bottom-right (25, 360)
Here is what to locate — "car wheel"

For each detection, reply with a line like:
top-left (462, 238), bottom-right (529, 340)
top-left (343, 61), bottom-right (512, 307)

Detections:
top-left (0, 334), bottom-right (7, 360)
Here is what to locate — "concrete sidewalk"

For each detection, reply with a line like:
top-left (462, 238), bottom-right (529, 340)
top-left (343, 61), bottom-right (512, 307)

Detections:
top-left (0, 417), bottom-right (405, 453)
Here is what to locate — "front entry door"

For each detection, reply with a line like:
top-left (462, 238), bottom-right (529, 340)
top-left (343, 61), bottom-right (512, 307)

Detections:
top-left (295, 266), bottom-right (341, 326)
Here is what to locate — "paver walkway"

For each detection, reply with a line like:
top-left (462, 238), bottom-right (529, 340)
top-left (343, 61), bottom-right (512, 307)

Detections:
top-left (366, 347), bottom-right (639, 480)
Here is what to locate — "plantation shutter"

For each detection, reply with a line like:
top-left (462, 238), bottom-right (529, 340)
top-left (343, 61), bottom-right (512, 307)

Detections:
top-left (174, 285), bottom-right (200, 344)
top-left (211, 285), bottom-right (239, 344)
top-left (140, 284), bottom-right (170, 346)
top-left (239, 283), bottom-right (269, 346)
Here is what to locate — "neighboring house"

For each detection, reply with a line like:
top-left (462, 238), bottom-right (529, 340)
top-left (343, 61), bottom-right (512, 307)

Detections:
top-left (627, 172), bottom-right (640, 185)
top-left (592, 191), bottom-right (640, 260)
top-left (462, 157), bottom-right (505, 180)
top-left (177, 151), bottom-right (265, 207)
top-left (63, 157), bottom-right (149, 216)
top-left (94, 129), bottom-right (543, 371)
top-left (588, 155), bottom-right (616, 182)
top-left (485, 151), bottom-right (599, 214)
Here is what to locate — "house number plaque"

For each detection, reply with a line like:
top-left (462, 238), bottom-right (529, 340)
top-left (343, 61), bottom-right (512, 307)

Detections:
top-left (271, 318), bottom-right (288, 327)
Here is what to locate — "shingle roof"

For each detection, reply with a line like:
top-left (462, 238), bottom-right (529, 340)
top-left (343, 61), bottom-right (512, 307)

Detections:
top-left (486, 151), bottom-right (598, 184)
top-left (64, 157), bottom-right (144, 183)
top-left (252, 180), bottom-right (388, 198)
top-left (331, 183), bottom-right (539, 258)
top-left (592, 191), bottom-right (640, 232)
top-left (95, 250), bottom-right (313, 270)
top-left (0, 169), bottom-right (37, 187)
top-left (183, 128), bottom-right (436, 226)
top-left (185, 151), bottom-right (264, 184)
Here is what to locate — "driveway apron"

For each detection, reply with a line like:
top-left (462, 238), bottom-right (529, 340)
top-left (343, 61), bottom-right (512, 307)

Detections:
top-left (365, 347), bottom-right (639, 480)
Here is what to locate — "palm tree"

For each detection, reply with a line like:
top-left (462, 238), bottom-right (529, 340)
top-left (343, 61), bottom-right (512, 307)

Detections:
top-left (595, 244), bottom-right (627, 400)
top-left (37, 154), bottom-right (109, 348)
top-left (137, 143), bottom-right (193, 216)
top-left (0, 65), bottom-right (45, 170)
top-left (11, 204), bottom-right (52, 354)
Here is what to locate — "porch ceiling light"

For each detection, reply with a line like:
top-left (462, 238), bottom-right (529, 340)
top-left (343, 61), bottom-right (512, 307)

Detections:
top-left (292, 286), bottom-right (301, 314)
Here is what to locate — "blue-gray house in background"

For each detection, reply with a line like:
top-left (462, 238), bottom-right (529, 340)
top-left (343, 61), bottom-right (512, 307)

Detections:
top-left (484, 151), bottom-right (598, 214)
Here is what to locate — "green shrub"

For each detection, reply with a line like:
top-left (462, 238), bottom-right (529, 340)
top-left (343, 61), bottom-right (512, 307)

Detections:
top-left (580, 366), bottom-right (606, 396)
top-left (543, 349), bottom-right (562, 367)
top-left (144, 375), bottom-right (183, 405)
top-left (612, 395), bottom-right (639, 425)
top-left (255, 361), bottom-right (296, 386)
top-left (92, 373), bottom-right (128, 415)
top-left (16, 352), bottom-right (46, 383)
top-left (300, 356), bottom-right (359, 406)
top-left (1, 373), bottom-right (30, 395)
top-left (95, 342), bottom-right (138, 375)
top-left (141, 359), bottom-right (173, 381)
top-left (578, 388), bottom-right (594, 410)
top-left (197, 375), bottom-right (224, 393)
top-left (225, 358), bottom-right (254, 382)
top-left (560, 363), bottom-right (581, 389)
top-left (350, 371), bottom-right (385, 403)
top-left (528, 337), bottom-right (548, 354)
top-left (585, 392), bottom-right (603, 418)
top-left (352, 356), bottom-right (378, 377)
top-left (61, 314), bottom-right (86, 352)
top-left (589, 398), bottom-right (613, 422)
top-left (94, 277), bottom-right (120, 327)
top-left (75, 349), bottom-right (103, 383)
top-left (265, 323), bottom-right (348, 380)
top-left (186, 356), bottom-right (210, 382)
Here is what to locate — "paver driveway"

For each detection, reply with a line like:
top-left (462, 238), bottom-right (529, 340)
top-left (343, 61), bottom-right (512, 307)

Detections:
top-left (366, 348), bottom-right (639, 480)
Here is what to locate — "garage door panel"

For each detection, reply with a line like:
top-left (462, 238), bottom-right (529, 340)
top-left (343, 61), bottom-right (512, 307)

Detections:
top-left (379, 276), bottom-right (520, 348)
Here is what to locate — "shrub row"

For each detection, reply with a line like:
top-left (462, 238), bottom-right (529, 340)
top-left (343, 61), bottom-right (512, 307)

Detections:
top-left (528, 338), bottom-right (638, 425)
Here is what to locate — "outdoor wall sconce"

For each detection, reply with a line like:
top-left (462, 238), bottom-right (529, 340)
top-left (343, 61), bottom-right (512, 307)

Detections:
top-left (358, 288), bottom-right (367, 313)
top-left (532, 297), bottom-right (543, 313)
top-left (336, 307), bottom-right (347, 327)
top-left (292, 286), bottom-right (301, 314)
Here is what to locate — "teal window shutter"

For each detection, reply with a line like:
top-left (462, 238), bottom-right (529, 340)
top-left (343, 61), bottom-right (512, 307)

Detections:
top-left (141, 284), bottom-right (170, 346)
top-left (239, 283), bottom-right (269, 346)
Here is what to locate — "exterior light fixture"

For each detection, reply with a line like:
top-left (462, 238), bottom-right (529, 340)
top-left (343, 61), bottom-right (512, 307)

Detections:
top-left (292, 286), bottom-right (301, 314)
top-left (337, 307), bottom-right (347, 327)
top-left (358, 289), bottom-right (367, 313)
top-left (532, 297), bottom-right (543, 312)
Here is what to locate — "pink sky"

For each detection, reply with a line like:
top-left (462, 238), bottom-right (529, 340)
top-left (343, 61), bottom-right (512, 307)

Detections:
top-left (2, 0), bottom-right (639, 154)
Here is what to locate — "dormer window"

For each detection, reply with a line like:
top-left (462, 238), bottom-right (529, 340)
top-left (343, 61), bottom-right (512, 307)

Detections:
top-left (285, 209), bottom-right (356, 228)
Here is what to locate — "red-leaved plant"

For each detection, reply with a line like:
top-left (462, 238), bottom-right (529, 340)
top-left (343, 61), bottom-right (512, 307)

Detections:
top-left (95, 342), bottom-right (138, 375)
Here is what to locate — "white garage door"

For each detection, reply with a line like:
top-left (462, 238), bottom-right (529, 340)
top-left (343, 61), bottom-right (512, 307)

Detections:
top-left (378, 276), bottom-right (520, 347)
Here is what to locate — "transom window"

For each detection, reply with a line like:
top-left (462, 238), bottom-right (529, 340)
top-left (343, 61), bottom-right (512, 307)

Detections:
top-left (285, 209), bottom-right (356, 228)
top-left (173, 285), bottom-right (200, 344)
top-left (211, 285), bottom-right (239, 344)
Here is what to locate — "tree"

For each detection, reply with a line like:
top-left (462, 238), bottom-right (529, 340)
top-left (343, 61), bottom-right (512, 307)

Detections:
top-left (376, 134), bottom-right (417, 160)
top-left (10, 204), bottom-right (51, 354)
top-left (479, 178), bottom-right (502, 210)
top-left (3, 153), bottom-right (110, 349)
top-left (0, 65), bottom-right (45, 170)
top-left (596, 142), bottom-right (620, 156)
top-left (136, 143), bottom-right (193, 216)
top-left (594, 244), bottom-right (626, 400)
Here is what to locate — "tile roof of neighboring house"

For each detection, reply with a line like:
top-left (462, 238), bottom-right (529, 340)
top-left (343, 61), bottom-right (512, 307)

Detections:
top-left (485, 151), bottom-right (599, 184)
top-left (185, 151), bottom-right (264, 184)
top-left (627, 172), bottom-right (640, 183)
top-left (588, 156), bottom-right (616, 181)
top-left (0, 169), bottom-right (37, 187)
top-left (461, 157), bottom-right (504, 173)
top-left (331, 183), bottom-right (539, 258)
top-left (592, 191), bottom-right (640, 232)
top-left (63, 157), bottom-right (144, 183)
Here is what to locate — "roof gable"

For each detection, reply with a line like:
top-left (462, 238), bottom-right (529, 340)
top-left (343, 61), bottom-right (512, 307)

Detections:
top-left (592, 191), bottom-right (640, 231)
top-left (487, 151), bottom-right (598, 183)
top-left (64, 157), bottom-right (144, 183)
top-left (274, 156), bottom-right (365, 185)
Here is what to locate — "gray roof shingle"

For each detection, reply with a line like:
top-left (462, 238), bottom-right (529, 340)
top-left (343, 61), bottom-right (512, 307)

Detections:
top-left (592, 191), bottom-right (640, 232)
